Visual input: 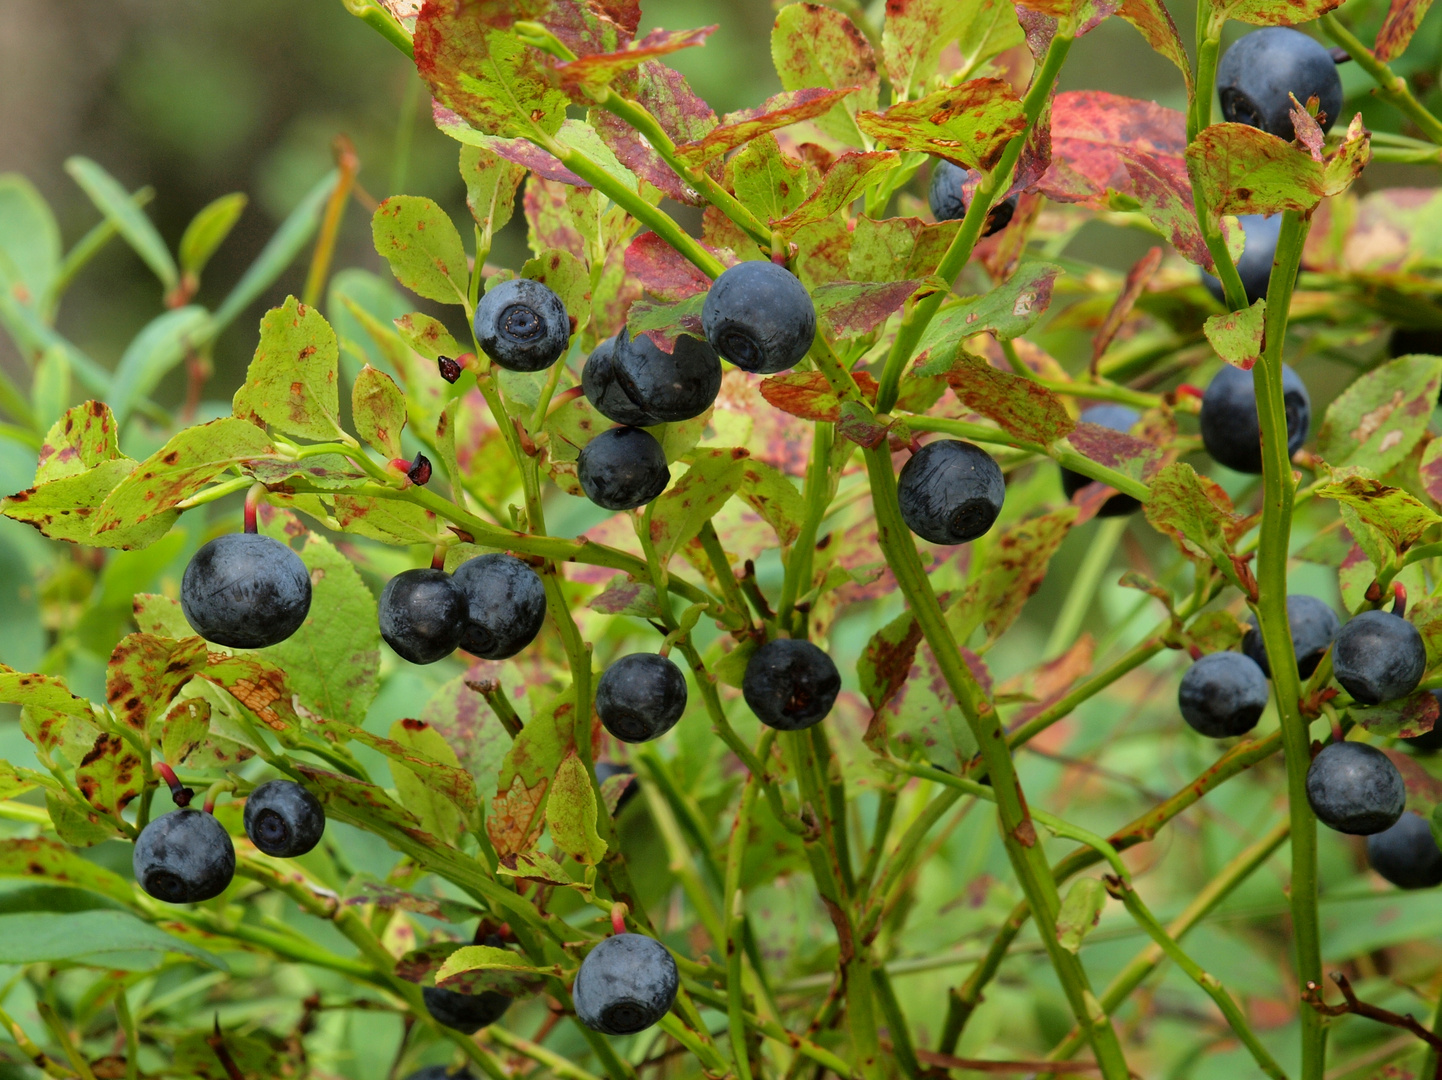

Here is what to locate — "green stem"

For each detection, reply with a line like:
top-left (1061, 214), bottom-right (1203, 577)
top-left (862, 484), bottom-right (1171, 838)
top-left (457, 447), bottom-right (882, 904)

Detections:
top-left (778, 423), bottom-right (834, 630)
top-left (484, 1026), bottom-right (604, 1080)
top-left (723, 730), bottom-right (773, 1080)
top-left (340, 0), bottom-right (414, 58)
top-left (1320, 14), bottom-right (1442, 145)
top-left (697, 521), bottom-right (753, 631)
top-left (1251, 207), bottom-right (1324, 1080)
top-left (1043, 516), bottom-right (1128, 659)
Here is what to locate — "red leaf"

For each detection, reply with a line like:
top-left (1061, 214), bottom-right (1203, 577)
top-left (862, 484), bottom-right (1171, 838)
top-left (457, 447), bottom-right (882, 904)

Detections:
top-left (812, 279), bottom-right (925, 338)
top-left (553, 26), bottom-right (715, 92)
top-left (760, 371), bottom-right (881, 422)
top-left (622, 232), bottom-right (726, 300)
top-left (1039, 91), bottom-right (1187, 203)
top-left (674, 88), bottom-right (857, 166)
top-left (593, 62), bottom-right (718, 205)
top-left (1376, 0), bottom-right (1435, 60)
top-left (1093, 246), bottom-right (1163, 365)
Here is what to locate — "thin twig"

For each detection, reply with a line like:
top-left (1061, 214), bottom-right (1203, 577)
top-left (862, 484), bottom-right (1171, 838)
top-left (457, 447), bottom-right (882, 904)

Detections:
top-left (1303, 972), bottom-right (1442, 1051)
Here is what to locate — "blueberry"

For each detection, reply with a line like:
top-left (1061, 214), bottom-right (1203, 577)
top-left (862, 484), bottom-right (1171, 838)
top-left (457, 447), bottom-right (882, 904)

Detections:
top-left (181, 533), bottom-right (312, 649)
top-left (378, 568), bottom-right (467, 665)
top-left (612, 331), bottom-right (723, 423)
top-left (583, 336), bottom-right (660, 427)
top-left (1241, 595), bottom-right (1340, 679)
top-left (896, 439), bottom-right (1005, 546)
top-left (474, 278), bottom-right (569, 373)
top-left (1217, 28), bottom-right (1344, 140)
top-left (701, 262), bottom-right (816, 375)
top-left (133, 809), bottom-right (236, 904)
top-left (573, 933), bottom-right (679, 1036)
top-left (577, 427), bottom-right (670, 511)
top-left (1178, 652), bottom-right (1270, 738)
top-left (596, 654), bottom-right (688, 744)
top-left (1367, 811), bottom-right (1442, 889)
top-left (243, 779), bottom-right (325, 858)
top-left (1202, 214), bottom-right (1283, 306)
top-left (1198, 362), bottom-right (1310, 474)
top-left (403, 1068), bottom-right (474, 1080)
top-left (452, 554), bottom-right (547, 660)
top-left (595, 762), bottom-right (640, 814)
top-left (1332, 609), bottom-right (1427, 705)
top-left (927, 160), bottom-right (1018, 237)
top-left (421, 985), bottom-right (511, 1034)
top-left (1059, 405), bottom-right (1142, 516)
top-left (1404, 695), bottom-right (1442, 752)
top-left (1306, 740), bottom-right (1406, 835)
top-left (1389, 326), bottom-right (1442, 358)
top-left (742, 638), bottom-right (841, 731)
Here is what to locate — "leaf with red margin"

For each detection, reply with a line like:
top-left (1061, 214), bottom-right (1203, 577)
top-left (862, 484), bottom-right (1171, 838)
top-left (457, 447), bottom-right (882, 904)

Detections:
top-left (1187, 119), bottom-right (1371, 217)
top-left (553, 26), bottom-right (715, 93)
top-left (1121, 150), bottom-right (1211, 269)
top-left (856, 79), bottom-right (1026, 172)
top-left (74, 733), bottom-right (144, 817)
top-left (1093, 246), bottom-right (1162, 365)
top-left (1145, 462), bottom-right (1248, 568)
top-left (624, 294), bottom-right (706, 353)
top-left (772, 3), bottom-right (879, 147)
top-left (106, 634), bottom-right (210, 733)
top-left (939, 357), bottom-right (1075, 446)
top-left (1203, 299), bottom-right (1267, 372)
top-left (848, 216), bottom-right (960, 281)
top-left (859, 607), bottom-right (925, 721)
top-left (36, 402), bottom-right (122, 485)
top-left (593, 62), bottom-right (718, 204)
top-left (1376, 0), bottom-right (1434, 59)
top-left (1351, 692), bottom-right (1438, 739)
top-left (623, 232), bottom-right (726, 300)
top-left (760, 371), bottom-right (881, 422)
top-left (1039, 91), bottom-right (1187, 202)
top-left (673, 89), bottom-right (856, 167)
top-left (1072, 422), bottom-right (1167, 487)
top-left (812, 279), bottom-right (925, 338)
top-left (1016, 0), bottom-right (1119, 35)
top-left (1213, 0), bottom-right (1344, 25)
top-left (589, 575), bottom-right (662, 617)
top-left (773, 152), bottom-right (901, 232)
top-left (489, 698), bottom-right (577, 857)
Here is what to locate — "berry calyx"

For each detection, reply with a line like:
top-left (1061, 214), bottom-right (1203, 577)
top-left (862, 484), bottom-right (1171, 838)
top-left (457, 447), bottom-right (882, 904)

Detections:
top-left (473, 278), bottom-right (569, 372)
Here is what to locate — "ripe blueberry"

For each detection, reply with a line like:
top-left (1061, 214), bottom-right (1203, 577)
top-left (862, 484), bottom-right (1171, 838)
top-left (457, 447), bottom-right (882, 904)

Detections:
top-left (1305, 740), bottom-right (1406, 835)
top-left (473, 278), bottom-right (569, 372)
top-left (243, 779), bottom-right (325, 858)
top-left (1178, 652), bottom-right (1270, 738)
top-left (1241, 595), bottom-right (1340, 679)
top-left (595, 761), bottom-right (640, 814)
top-left (452, 554), bottom-right (547, 660)
top-left (181, 533), bottom-right (312, 649)
top-left (596, 654), bottom-right (688, 743)
top-left (1202, 214), bottom-right (1283, 307)
top-left (577, 427), bottom-right (670, 511)
top-left (897, 439), bottom-right (1005, 546)
top-left (1332, 609), bottom-right (1427, 705)
top-left (1217, 28), bottom-right (1344, 140)
top-left (133, 809), bottom-right (236, 904)
top-left (573, 933), bottom-right (679, 1036)
top-left (1198, 362), bottom-right (1310, 474)
top-left (742, 638), bottom-right (841, 731)
top-left (583, 336), bottom-right (659, 427)
top-left (421, 985), bottom-right (511, 1034)
top-left (404, 1068), bottom-right (473, 1080)
top-left (1060, 405), bottom-right (1142, 516)
top-left (612, 331), bottom-right (722, 423)
top-left (702, 262), bottom-right (816, 375)
top-left (379, 568), bottom-right (467, 664)
top-left (1367, 811), bottom-right (1442, 889)
top-left (1404, 693), bottom-right (1442, 752)
top-left (927, 160), bottom-right (1018, 237)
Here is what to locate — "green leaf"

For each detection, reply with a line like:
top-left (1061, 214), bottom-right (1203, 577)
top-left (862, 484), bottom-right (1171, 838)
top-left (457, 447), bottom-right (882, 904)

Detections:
top-left (65, 157), bottom-right (177, 291)
top-left (1056, 877), bottom-right (1107, 953)
top-left (31, 346), bottom-right (70, 431)
top-left (1348, 691), bottom-right (1438, 739)
top-left (546, 751), bottom-right (608, 866)
top-left (93, 419), bottom-right (275, 537)
top-left (1318, 354), bottom-right (1442, 475)
top-left (883, 0), bottom-right (1024, 93)
top-left (394, 312), bottom-right (465, 363)
top-left (460, 144), bottom-right (528, 241)
top-left (490, 696), bottom-right (578, 858)
top-left (0, 837), bottom-right (135, 906)
top-left (1212, 0), bottom-right (1346, 25)
top-left (0, 910), bottom-right (220, 969)
top-left (522, 249), bottom-right (590, 331)
top-left (47, 789), bottom-right (119, 848)
top-left (108, 306), bottom-right (214, 426)
top-left (1317, 472), bottom-right (1442, 553)
top-left (295, 763), bottom-right (424, 836)
top-left (730, 135), bottom-right (811, 223)
top-left (1203, 299), bottom-right (1266, 371)
top-left (372, 196), bottom-right (471, 306)
top-left (1144, 462), bottom-right (1251, 591)
top-left (856, 79), bottom-right (1026, 172)
top-left (352, 365), bottom-right (408, 459)
top-left (0, 173), bottom-right (61, 309)
top-left (0, 669), bottom-right (98, 767)
top-left (649, 448), bottom-right (748, 560)
top-left (772, 4), bottom-right (880, 147)
top-left (773, 152), bottom-right (901, 233)
top-left (739, 459), bottom-right (806, 546)
top-left (386, 718), bottom-right (472, 845)
top-left (434, 943), bottom-right (550, 995)
top-left (1187, 118), bottom-right (1370, 218)
top-left (36, 401), bottom-right (122, 485)
top-left (915, 262), bottom-right (1063, 352)
top-left (233, 296), bottom-right (346, 443)
top-left (179, 192), bottom-right (247, 281)
top-left (332, 495), bottom-right (449, 545)
top-left (4, 458), bottom-right (178, 550)
top-left (674, 90), bottom-right (856, 168)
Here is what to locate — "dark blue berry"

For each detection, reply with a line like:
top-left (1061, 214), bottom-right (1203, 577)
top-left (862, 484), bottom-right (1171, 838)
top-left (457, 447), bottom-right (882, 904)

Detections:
top-left (379, 568), bottom-right (467, 665)
top-left (1198, 362), bottom-right (1310, 474)
top-left (181, 533), bottom-right (312, 649)
top-left (1217, 28), bottom-right (1344, 140)
top-left (927, 160), bottom-right (1017, 237)
top-left (742, 638), bottom-right (841, 732)
top-left (702, 262), bottom-right (816, 375)
top-left (474, 278), bottom-right (569, 372)
top-left (1367, 811), bottom-right (1442, 889)
top-left (573, 933), bottom-right (679, 1035)
top-left (1178, 652), bottom-right (1270, 738)
top-left (133, 809), bottom-right (235, 904)
top-left (404, 1067), bottom-right (474, 1080)
top-left (897, 439), bottom-right (1005, 546)
top-left (1202, 214), bottom-right (1283, 307)
top-left (1242, 595), bottom-right (1340, 680)
top-left (452, 554), bottom-right (547, 660)
top-left (422, 985), bottom-right (510, 1034)
top-left (577, 427), bottom-right (670, 511)
top-left (1305, 740), bottom-right (1406, 835)
top-left (1390, 326), bottom-right (1442, 358)
top-left (1060, 405), bottom-right (1142, 516)
top-left (243, 779), bottom-right (325, 858)
top-left (583, 336), bottom-right (660, 427)
top-left (1332, 609), bottom-right (1426, 705)
top-left (612, 331), bottom-right (722, 423)
top-left (596, 654), bottom-right (688, 744)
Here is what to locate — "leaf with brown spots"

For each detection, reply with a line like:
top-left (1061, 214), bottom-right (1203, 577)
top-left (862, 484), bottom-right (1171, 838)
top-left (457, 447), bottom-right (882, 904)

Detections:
top-left (395, 941), bottom-right (463, 985)
top-left (435, 943), bottom-right (550, 996)
top-left (554, 25), bottom-right (715, 94)
top-left (47, 789), bottom-right (119, 847)
top-left (332, 495), bottom-right (448, 545)
top-left (344, 882), bottom-right (483, 923)
top-left (881, 0), bottom-right (1023, 99)
top-left (1317, 472), bottom-right (1442, 554)
top-left (420, 673), bottom-right (515, 791)
top-left (198, 656), bottom-right (302, 733)
top-left (232, 296), bottom-right (346, 443)
top-left (934, 355), bottom-right (1074, 447)
top-left (1187, 117), bottom-right (1371, 219)
top-left (371, 196), bottom-right (471, 306)
top-left (589, 576), bottom-right (663, 617)
top-left (625, 294), bottom-right (707, 353)
top-left (1351, 692), bottom-right (1438, 740)
top-left (294, 763), bottom-right (424, 835)
top-left (858, 607), bottom-right (925, 722)
top-left (812, 279), bottom-right (925, 339)
top-left (1375, 0), bottom-right (1434, 60)
top-left (35, 401), bottom-right (122, 485)
top-left (133, 594), bottom-right (192, 638)
top-left (855, 79), bottom-right (1026, 172)
top-left (623, 232), bottom-right (725, 301)
top-left (950, 508), bottom-right (1078, 643)
top-left (772, 3), bottom-right (879, 147)
top-left (875, 640), bottom-right (988, 772)
top-left (0, 667), bottom-right (100, 767)
top-left (1320, 354), bottom-right (1442, 475)
top-left (1213, 0), bottom-right (1344, 25)
top-left (4, 458), bottom-right (178, 551)
top-left (773, 153), bottom-right (900, 233)
top-left (489, 697), bottom-right (577, 858)
top-left (0, 837), bottom-right (135, 905)
top-left (760, 371), bottom-right (881, 422)
top-left (739, 459), bottom-right (807, 546)
top-left (1203, 298), bottom-right (1267, 373)
top-left (649, 448), bottom-right (750, 560)
top-left (1038, 91), bottom-right (1186, 204)
top-left (351, 365), bottom-right (407, 459)
top-left (1383, 748), bottom-right (1442, 816)
top-left (674, 88), bottom-right (858, 167)
top-left (74, 733), bottom-right (144, 817)
top-left (593, 62), bottom-right (719, 205)
top-left (92, 419), bottom-right (276, 537)
top-left (107, 634), bottom-right (210, 733)
top-left (1145, 462), bottom-right (1252, 589)
top-left (915, 262), bottom-right (1064, 358)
